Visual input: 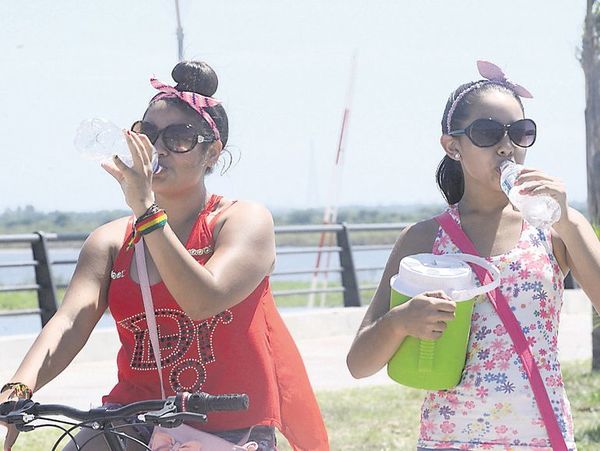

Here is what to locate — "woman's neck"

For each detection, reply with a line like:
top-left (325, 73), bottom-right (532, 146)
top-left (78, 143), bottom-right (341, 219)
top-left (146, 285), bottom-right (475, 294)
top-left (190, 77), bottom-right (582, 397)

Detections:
top-left (458, 181), bottom-right (510, 216)
top-left (456, 182), bottom-right (523, 257)
top-left (155, 185), bottom-right (210, 230)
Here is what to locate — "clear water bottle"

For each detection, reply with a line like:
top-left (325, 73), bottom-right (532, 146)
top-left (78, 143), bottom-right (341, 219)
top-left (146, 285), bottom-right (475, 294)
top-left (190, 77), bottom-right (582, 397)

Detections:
top-left (74, 118), bottom-right (160, 173)
top-left (499, 160), bottom-right (561, 229)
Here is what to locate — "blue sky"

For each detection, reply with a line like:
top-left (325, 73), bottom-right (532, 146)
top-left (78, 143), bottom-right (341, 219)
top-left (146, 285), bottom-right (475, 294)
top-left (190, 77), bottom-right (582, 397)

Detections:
top-left (0, 1), bottom-right (587, 211)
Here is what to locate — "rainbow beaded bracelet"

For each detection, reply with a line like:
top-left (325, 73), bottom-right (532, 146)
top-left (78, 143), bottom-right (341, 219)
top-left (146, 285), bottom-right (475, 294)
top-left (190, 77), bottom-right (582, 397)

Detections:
top-left (126, 204), bottom-right (168, 249)
top-left (1, 382), bottom-right (33, 400)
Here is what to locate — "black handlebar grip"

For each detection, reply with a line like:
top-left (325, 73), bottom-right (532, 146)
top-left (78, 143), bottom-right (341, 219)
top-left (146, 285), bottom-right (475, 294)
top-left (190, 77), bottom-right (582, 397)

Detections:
top-left (0, 401), bottom-right (16, 416)
top-left (0, 399), bottom-right (34, 416)
top-left (185, 392), bottom-right (249, 413)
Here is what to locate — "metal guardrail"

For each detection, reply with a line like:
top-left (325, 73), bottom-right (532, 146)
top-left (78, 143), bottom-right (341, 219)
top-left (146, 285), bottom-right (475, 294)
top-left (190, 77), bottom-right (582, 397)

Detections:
top-left (0, 223), bottom-right (576, 327)
top-left (0, 224), bottom-right (408, 326)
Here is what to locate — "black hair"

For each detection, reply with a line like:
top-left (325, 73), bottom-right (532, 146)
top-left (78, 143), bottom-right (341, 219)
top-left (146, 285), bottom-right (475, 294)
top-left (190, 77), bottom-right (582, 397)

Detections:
top-left (152, 61), bottom-right (231, 174)
top-left (435, 82), bottom-right (524, 204)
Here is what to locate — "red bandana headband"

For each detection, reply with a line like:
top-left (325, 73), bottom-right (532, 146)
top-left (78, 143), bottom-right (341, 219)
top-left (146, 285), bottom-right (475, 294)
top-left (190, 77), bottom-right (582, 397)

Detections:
top-left (150, 77), bottom-right (222, 142)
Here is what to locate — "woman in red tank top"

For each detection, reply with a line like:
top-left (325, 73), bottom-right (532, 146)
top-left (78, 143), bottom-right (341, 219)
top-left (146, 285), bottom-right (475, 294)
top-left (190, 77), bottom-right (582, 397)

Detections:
top-left (1, 61), bottom-right (328, 451)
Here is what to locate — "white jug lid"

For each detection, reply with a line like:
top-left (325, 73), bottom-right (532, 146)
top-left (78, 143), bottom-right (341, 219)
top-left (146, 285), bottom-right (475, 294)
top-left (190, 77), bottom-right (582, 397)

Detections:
top-left (392, 253), bottom-right (476, 299)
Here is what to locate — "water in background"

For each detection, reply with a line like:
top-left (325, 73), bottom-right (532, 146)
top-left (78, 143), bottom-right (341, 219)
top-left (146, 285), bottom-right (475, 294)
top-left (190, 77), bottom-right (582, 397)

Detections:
top-left (0, 247), bottom-right (389, 285)
top-left (0, 246), bottom-right (390, 336)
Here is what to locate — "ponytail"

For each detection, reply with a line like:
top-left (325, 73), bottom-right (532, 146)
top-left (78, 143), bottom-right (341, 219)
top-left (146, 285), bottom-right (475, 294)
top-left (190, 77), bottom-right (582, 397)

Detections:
top-left (436, 155), bottom-right (464, 205)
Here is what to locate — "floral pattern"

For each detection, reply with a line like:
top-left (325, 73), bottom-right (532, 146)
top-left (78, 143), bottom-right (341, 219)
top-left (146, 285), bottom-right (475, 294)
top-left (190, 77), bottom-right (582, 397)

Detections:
top-left (417, 206), bottom-right (576, 450)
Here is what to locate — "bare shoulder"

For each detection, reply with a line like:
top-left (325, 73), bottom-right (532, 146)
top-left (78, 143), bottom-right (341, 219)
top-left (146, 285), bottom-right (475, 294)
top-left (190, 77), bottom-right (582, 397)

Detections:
top-left (396, 218), bottom-right (440, 256)
top-left (229, 199), bottom-right (272, 220)
top-left (212, 199), bottom-right (274, 242)
top-left (357, 217), bottom-right (441, 328)
top-left (383, 218), bottom-right (441, 278)
top-left (81, 216), bottom-right (130, 261)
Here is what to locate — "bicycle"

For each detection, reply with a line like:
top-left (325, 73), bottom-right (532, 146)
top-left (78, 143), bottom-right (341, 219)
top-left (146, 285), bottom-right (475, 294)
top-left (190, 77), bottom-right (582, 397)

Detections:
top-left (0, 391), bottom-right (249, 450)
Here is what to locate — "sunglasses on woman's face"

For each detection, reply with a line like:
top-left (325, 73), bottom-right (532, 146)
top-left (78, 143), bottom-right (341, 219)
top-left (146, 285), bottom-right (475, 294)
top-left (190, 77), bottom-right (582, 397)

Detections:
top-left (449, 118), bottom-right (537, 148)
top-left (131, 121), bottom-right (214, 153)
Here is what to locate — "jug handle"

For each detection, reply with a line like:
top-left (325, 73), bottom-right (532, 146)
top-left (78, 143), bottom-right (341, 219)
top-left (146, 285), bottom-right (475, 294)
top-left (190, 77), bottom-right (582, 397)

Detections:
top-left (447, 254), bottom-right (501, 301)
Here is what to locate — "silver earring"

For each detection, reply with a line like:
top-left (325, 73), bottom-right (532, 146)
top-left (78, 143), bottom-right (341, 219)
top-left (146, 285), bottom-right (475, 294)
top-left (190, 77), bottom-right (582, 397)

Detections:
top-left (454, 153), bottom-right (460, 160)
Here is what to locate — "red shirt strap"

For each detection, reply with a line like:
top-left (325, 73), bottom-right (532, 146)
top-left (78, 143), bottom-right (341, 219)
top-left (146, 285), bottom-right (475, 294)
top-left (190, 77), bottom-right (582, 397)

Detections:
top-left (207, 200), bottom-right (239, 233)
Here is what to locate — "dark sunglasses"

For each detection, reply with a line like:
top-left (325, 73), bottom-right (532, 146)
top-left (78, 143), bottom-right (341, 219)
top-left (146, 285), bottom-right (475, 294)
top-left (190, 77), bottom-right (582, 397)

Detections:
top-left (131, 121), bottom-right (214, 153)
top-left (449, 118), bottom-right (537, 148)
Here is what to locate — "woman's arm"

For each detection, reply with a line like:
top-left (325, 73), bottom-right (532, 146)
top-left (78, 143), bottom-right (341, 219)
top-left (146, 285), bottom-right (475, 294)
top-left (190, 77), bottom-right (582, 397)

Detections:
top-left (347, 221), bottom-right (456, 379)
top-left (553, 207), bottom-right (600, 311)
top-left (141, 201), bottom-right (275, 321)
top-left (2, 223), bottom-right (116, 394)
top-left (516, 168), bottom-right (600, 311)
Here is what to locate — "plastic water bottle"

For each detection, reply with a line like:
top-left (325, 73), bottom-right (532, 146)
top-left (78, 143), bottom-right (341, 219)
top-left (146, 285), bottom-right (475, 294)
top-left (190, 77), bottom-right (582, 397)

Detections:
top-left (74, 118), bottom-right (160, 173)
top-left (499, 160), bottom-right (561, 229)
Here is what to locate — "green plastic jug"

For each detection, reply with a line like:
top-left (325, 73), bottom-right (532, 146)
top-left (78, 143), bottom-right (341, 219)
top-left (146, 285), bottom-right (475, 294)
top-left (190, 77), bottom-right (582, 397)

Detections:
top-left (387, 253), bottom-right (500, 390)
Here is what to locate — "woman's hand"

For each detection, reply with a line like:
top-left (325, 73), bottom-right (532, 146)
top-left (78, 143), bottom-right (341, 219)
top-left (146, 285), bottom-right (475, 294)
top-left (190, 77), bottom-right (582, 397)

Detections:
top-left (515, 167), bottom-right (569, 224)
top-left (390, 291), bottom-right (456, 341)
top-left (1, 391), bottom-right (19, 451)
top-left (1, 423), bottom-right (19, 451)
top-left (101, 130), bottom-right (156, 217)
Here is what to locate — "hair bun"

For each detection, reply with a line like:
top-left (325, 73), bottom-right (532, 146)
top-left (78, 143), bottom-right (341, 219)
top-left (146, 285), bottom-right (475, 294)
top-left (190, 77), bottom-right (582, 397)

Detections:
top-left (172, 61), bottom-right (218, 97)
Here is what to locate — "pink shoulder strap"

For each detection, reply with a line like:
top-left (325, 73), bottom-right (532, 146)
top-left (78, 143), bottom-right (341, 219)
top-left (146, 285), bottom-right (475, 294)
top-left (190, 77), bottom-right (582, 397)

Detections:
top-left (134, 240), bottom-right (167, 399)
top-left (435, 211), bottom-right (568, 451)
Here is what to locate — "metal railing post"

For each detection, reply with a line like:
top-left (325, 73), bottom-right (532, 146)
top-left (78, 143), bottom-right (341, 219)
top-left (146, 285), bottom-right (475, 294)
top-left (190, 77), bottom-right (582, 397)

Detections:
top-left (31, 232), bottom-right (58, 326)
top-left (336, 223), bottom-right (361, 307)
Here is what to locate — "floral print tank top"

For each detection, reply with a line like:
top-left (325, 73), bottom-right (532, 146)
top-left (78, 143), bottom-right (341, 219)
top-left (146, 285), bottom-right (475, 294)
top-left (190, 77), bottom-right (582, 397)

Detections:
top-left (417, 205), bottom-right (576, 450)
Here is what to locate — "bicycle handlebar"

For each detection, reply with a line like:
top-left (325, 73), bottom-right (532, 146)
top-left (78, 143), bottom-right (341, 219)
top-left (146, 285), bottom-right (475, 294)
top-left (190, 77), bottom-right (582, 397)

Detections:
top-left (186, 392), bottom-right (249, 413)
top-left (0, 391), bottom-right (249, 425)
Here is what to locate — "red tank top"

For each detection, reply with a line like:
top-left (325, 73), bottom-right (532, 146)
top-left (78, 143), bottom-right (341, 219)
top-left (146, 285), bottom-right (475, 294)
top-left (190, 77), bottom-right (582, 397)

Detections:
top-left (103, 195), bottom-right (328, 450)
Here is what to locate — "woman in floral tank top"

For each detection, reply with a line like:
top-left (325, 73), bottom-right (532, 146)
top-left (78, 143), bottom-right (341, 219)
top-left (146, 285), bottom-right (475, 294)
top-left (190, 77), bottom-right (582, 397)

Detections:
top-left (348, 61), bottom-right (600, 450)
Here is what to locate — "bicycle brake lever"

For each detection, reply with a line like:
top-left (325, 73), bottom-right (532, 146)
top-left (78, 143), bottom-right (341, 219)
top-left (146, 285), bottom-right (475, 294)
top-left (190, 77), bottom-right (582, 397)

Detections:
top-left (160, 412), bottom-right (208, 424)
top-left (142, 396), bottom-right (179, 425)
top-left (141, 396), bottom-right (209, 426)
top-left (144, 397), bottom-right (176, 416)
top-left (15, 422), bottom-right (35, 432)
top-left (5, 400), bottom-right (38, 425)
top-left (141, 409), bottom-right (207, 427)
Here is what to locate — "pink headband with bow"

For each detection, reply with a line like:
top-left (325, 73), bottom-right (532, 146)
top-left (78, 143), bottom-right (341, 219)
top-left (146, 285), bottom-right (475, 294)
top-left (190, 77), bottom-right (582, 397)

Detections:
top-left (150, 77), bottom-right (222, 142)
top-left (446, 60), bottom-right (533, 134)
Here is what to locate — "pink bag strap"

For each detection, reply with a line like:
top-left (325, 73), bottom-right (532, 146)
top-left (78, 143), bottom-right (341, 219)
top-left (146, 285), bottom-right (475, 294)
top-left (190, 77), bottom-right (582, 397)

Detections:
top-left (135, 240), bottom-right (167, 399)
top-left (435, 211), bottom-right (568, 451)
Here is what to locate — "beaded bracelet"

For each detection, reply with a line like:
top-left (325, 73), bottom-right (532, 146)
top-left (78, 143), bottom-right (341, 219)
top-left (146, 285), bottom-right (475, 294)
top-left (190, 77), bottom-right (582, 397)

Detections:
top-left (1, 382), bottom-right (33, 400)
top-left (126, 204), bottom-right (168, 249)
top-left (136, 203), bottom-right (161, 223)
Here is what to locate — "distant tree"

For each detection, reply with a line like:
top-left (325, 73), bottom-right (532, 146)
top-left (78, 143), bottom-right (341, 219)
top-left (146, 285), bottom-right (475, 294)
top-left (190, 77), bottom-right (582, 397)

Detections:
top-left (580, 0), bottom-right (600, 370)
top-left (581, 0), bottom-right (600, 224)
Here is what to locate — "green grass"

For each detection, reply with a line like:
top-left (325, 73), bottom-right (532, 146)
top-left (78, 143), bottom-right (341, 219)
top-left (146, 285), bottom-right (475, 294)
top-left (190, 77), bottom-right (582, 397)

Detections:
top-left (0, 289), bottom-right (66, 310)
top-left (7, 361), bottom-right (600, 450)
top-left (271, 280), bottom-right (375, 308)
top-left (562, 361), bottom-right (600, 447)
